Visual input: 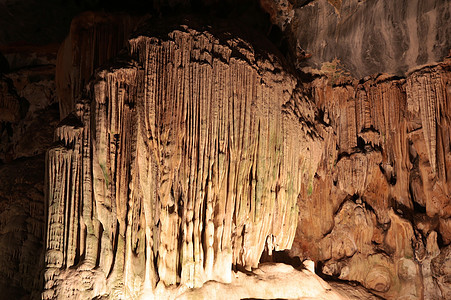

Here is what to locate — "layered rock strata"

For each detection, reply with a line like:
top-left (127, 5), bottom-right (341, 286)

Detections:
top-left (284, 0), bottom-right (451, 77)
top-left (43, 19), bottom-right (322, 299)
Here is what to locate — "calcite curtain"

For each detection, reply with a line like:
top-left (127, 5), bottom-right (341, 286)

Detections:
top-left (43, 20), bottom-right (321, 299)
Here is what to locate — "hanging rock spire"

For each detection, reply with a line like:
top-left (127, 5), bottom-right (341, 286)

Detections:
top-left (43, 17), bottom-right (323, 299)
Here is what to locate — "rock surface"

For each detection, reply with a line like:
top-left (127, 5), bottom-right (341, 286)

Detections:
top-left (0, 1), bottom-right (449, 299)
top-left (287, 0), bottom-right (451, 77)
top-left (0, 43), bottom-right (59, 299)
top-left (42, 9), bottom-right (451, 300)
top-left (43, 17), bottom-right (323, 299)
top-left (56, 11), bottom-right (144, 119)
top-left (291, 58), bottom-right (451, 299)
top-left (0, 155), bottom-right (46, 300)
top-left (178, 263), bottom-right (344, 300)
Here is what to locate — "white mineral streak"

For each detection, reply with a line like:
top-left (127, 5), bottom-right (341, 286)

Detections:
top-left (43, 25), bottom-right (322, 299)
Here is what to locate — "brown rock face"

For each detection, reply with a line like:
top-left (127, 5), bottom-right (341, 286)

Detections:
top-left (287, 0), bottom-right (451, 77)
top-left (0, 44), bottom-right (59, 299)
top-left (292, 60), bottom-right (451, 299)
top-left (43, 18), bottom-right (323, 299)
top-left (56, 12), bottom-right (143, 120)
top-left (0, 0), bottom-right (449, 299)
top-left (0, 156), bottom-right (46, 299)
top-left (9, 3), bottom-right (444, 300)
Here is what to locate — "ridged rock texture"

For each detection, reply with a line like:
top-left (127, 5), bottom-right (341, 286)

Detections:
top-left (56, 12), bottom-right (143, 120)
top-left (43, 18), bottom-right (323, 299)
top-left (291, 60), bottom-right (451, 299)
top-left (284, 0), bottom-right (451, 77)
top-left (0, 1), bottom-right (449, 299)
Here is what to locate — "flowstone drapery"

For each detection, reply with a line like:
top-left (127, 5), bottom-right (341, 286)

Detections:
top-left (43, 19), bottom-right (322, 299)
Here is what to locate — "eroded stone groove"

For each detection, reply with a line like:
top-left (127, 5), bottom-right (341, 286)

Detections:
top-left (43, 20), bottom-right (322, 299)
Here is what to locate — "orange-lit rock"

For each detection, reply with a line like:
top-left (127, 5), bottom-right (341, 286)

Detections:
top-left (43, 18), bottom-right (324, 299)
top-left (293, 59), bottom-right (451, 299)
top-left (40, 6), bottom-right (451, 300)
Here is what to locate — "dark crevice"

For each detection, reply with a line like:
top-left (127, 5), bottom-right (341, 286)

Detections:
top-left (356, 136), bottom-right (366, 151)
top-left (412, 195), bottom-right (426, 214)
top-left (336, 137), bottom-right (383, 164)
top-left (359, 196), bottom-right (377, 215)
top-left (176, 187), bottom-right (184, 283)
top-left (107, 221), bottom-right (119, 277)
top-left (260, 249), bottom-right (303, 269)
top-left (292, 0), bottom-right (316, 9)
top-left (315, 108), bottom-right (330, 127)
top-left (336, 151), bottom-right (351, 163)
top-left (389, 173), bottom-right (397, 185)
top-left (96, 222), bottom-right (104, 267)
top-left (360, 125), bottom-right (380, 134)
top-left (436, 231), bottom-right (445, 249)
top-left (331, 81), bottom-right (354, 88)
top-left (333, 194), bottom-right (359, 215)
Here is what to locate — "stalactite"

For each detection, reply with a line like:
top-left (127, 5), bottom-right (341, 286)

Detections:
top-left (43, 20), bottom-right (322, 299)
top-left (299, 61), bottom-right (450, 299)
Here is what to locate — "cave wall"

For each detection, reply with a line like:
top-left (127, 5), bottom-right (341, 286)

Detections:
top-left (0, 0), bottom-right (449, 299)
top-left (288, 0), bottom-right (451, 77)
top-left (0, 44), bottom-right (59, 298)
top-left (56, 11), bottom-right (144, 120)
top-left (292, 61), bottom-right (451, 299)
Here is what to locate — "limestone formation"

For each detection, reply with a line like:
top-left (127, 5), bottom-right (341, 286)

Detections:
top-left (56, 12), bottom-right (143, 119)
top-left (259, 0), bottom-right (294, 31)
top-left (0, 43), bottom-right (59, 299)
top-left (178, 263), bottom-right (344, 300)
top-left (293, 59), bottom-right (451, 299)
top-left (43, 18), bottom-right (323, 299)
top-left (0, 1), bottom-right (449, 299)
top-left (0, 155), bottom-right (47, 299)
top-left (288, 0), bottom-right (451, 77)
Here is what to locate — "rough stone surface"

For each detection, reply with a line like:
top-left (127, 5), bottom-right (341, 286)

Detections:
top-left (0, 155), bottom-right (46, 300)
top-left (431, 244), bottom-right (451, 299)
top-left (178, 263), bottom-right (344, 300)
top-left (0, 1), bottom-right (449, 299)
top-left (328, 281), bottom-right (383, 300)
top-left (56, 11), bottom-right (144, 119)
top-left (0, 54), bottom-right (58, 300)
top-left (287, 0), bottom-right (451, 77)
top-left (291, 58), bottom-right (451, 299)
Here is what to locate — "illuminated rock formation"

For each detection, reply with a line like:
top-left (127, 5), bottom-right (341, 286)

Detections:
top-left (43, 18), bottom-right (323, 299)
top-left (0, 1), bottom-right (449, 299)
top-left (293, 60), bottom-right (451, 299)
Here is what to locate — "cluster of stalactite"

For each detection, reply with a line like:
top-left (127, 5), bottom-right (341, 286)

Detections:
top-left (294, 61), bottom-right (450, 299)
top-left (43, 20), bottom-right (322, 299)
